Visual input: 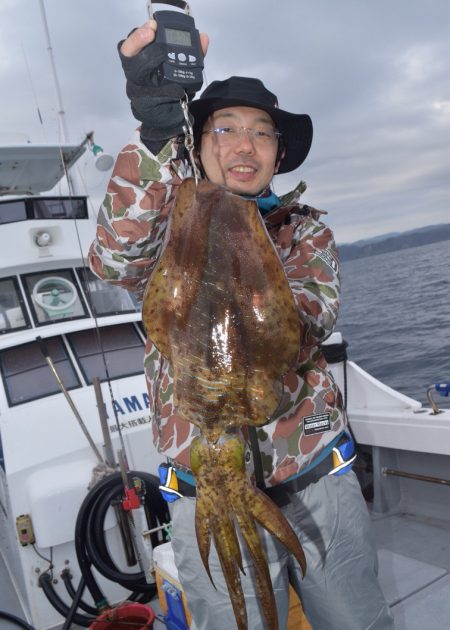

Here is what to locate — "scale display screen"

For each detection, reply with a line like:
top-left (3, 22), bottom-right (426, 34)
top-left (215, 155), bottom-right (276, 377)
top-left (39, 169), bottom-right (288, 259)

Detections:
top-left (165, 27), bottom-right (192, 46)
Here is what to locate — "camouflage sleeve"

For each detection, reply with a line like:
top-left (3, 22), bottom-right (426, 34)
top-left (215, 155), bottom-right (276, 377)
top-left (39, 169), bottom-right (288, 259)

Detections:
top-left (88, 128), bottom-right (191, 299)
top-left (283, 217), bottom-right (340, 349)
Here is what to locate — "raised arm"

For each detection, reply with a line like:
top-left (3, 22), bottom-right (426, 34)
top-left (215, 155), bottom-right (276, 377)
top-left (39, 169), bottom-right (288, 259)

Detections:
top-left (88, 134), bottom-right (191, 299)
top-left (88, 20), bottom-right (209, 299)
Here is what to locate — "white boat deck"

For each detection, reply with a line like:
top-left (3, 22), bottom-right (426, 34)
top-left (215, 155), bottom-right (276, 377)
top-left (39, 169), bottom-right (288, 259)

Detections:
top-left (373, 510), bottom-right (450, 630)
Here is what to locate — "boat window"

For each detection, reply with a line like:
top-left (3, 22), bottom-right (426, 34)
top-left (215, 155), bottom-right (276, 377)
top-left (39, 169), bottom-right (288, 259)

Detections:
top-left (31, 197), bottom-right (87, 220)
top-left (22, 269), bottom-right (89, 326)
top-left (0, 277), bottom-right (30, 334)
top-left (0, 197), bottom-right (87, 223)
top-left (0, 199), bottom-right (27, 224)
top-left (0, 336), bottom-right (80, 406)
top-left (67, 324), bottom-right (144, 384)
top-left (76, 268), bottom-right (141, 316)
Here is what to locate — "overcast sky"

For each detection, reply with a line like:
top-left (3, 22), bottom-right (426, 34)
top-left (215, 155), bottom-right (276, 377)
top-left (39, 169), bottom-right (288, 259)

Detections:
top-left (0, 0), bottom-right (449, 243)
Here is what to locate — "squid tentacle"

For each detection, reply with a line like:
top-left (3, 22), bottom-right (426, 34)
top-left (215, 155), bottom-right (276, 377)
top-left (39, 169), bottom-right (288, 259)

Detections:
top-left (196, 491), bottom-right (245, 587)
top-left (247, 487), bottom-right (307, 577)
top-left (211, 526), bottom-right (248, 630)
top-left (234, 506), bottom-right (278, 630)
top-left (191, 433), bottom-right (307, 629)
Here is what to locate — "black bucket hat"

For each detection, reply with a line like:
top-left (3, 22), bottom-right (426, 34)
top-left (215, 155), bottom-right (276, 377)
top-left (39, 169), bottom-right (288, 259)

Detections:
top-left (189, 76), bottom-right (313, 174)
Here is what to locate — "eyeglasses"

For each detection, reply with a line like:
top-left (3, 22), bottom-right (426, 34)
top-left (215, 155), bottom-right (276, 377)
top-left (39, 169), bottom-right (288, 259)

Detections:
top-left (202, 126), bottom-right (282, 147)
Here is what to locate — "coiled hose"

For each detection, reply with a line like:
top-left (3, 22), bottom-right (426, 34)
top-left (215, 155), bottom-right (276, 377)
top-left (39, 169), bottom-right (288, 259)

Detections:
top-left (39, 471), bottom-right (170, 627)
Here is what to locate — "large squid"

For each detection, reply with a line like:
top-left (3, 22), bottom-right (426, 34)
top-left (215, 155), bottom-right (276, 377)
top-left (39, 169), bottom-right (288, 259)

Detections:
top-left (142, 178), bottom-right (306, 629)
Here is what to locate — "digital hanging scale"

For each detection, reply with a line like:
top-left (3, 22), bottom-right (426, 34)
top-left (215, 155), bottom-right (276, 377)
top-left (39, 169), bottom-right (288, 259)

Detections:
top-left (147, 0), bottom-right (204, 94)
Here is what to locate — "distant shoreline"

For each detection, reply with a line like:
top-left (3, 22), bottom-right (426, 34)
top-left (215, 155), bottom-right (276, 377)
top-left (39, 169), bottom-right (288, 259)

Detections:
top-left (338, 223), bottom-right (450, 262)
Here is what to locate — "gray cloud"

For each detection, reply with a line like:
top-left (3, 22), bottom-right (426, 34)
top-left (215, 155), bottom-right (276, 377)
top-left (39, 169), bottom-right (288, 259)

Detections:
top-left (1, 0), bottom-right (448, 243)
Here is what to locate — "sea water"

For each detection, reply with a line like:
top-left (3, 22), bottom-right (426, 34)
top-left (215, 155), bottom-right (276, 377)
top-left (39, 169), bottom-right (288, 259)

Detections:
top-left (337, 239), bottom-right (450, 408)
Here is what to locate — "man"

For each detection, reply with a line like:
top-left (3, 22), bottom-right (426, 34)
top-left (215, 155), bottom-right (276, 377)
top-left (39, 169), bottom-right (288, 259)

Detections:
top-left (89, 21), bottom-right (393, 630)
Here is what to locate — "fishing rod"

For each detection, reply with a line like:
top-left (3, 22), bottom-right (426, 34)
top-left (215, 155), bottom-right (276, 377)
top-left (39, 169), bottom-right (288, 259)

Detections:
top-left (36, 336), bottom-right (105, 465)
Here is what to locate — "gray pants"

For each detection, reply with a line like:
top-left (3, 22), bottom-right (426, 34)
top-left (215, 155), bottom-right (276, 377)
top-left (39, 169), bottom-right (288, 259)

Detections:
top-left (171, 471), bottom-right (394, 629)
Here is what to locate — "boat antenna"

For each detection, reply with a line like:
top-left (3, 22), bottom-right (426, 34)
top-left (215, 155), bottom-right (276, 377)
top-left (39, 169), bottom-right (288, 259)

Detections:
top-left (21, 43), bottom-right (46, 133)
top-left (38, 0), bottom-right (80, 195)
top-left (38, 0), bottom-right (70, 144)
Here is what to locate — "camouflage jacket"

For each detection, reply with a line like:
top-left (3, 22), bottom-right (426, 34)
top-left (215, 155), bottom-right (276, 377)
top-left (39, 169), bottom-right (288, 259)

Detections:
top-left (89, 129), bottom-right (347, 486)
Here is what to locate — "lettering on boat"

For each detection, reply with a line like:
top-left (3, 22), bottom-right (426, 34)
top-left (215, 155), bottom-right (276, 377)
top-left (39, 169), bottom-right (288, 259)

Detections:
top-left (109, 393), bottom-right (151, 431)
top-left (109, 416), bottom-right (151, 433)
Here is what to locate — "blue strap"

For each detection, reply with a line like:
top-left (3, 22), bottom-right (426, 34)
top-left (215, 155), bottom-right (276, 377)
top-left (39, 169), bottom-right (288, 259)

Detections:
top-left (175, 467), bottom-right (196, 487)
top-left (256, 190), bottom-right (282, 215)
top-left (282, 432), bottom-right (346, 485)
top-left (241, 188), bottom-right (282, 215)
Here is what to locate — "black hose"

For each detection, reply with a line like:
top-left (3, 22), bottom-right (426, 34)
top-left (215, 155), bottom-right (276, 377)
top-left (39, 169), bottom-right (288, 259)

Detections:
top-left (75, 471), bottom-right (170, 603)
top-left (40, 471), bottom-right (170, 627)
top-left (74, 474), bottom-right (113, 606)
top-left (84, 483), bottom-right (147, 590)
top-left (0, 611), bottom-right (35, 630)
top-left (61, 569), bottom-right (98, 616)
top-left (61, 568), bottom-right (151, 614)
top-left (38, 574), bottom-right (94, 627)
top-left (61, 575), bottom-right (90, 630)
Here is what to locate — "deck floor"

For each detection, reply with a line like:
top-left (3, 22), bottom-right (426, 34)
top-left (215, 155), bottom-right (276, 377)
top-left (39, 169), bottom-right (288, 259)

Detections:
top-left (372, 510), bottom-right (450, 630)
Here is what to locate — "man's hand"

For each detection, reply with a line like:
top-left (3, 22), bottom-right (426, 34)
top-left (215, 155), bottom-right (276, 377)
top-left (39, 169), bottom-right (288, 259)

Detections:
top-left (120, 19), bottom-right (209, 58)
top-left (120, 20), bottom-right (158, 57)
top-left (118, 20), bottom-right (209, 144)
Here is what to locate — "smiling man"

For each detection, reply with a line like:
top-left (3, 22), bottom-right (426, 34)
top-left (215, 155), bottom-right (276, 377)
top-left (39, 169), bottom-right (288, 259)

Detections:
top-left (89, 20), bottom-right (393, 630)
top-left (189, 75), bottom-right (313, 200)
top-left (200, 106), bottom-right (279, 194)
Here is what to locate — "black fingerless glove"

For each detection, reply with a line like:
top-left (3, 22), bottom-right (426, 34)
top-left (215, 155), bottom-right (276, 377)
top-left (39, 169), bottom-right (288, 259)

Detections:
top-left (118, 37), bottom-right (186, 147)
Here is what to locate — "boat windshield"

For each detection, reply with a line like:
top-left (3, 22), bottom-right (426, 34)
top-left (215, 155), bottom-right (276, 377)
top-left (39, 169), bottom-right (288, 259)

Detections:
top-left (67, 324), bottom-right (145, 384)
top-left (0, 323), bottom-right (145, 406)
top-left (0, 268), bottom-right (141, 335)
top-left (77, 268), bottom-right (141, 316)
top-left (0, 336), bottom-right (80, 406)
top-left (0, 196), bottom-right (88, 224)
top-left (32, 197), bottom-right (87, 220)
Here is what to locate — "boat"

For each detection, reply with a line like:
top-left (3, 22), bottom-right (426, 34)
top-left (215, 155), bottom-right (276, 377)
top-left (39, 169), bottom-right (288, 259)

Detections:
top-left (1, 137), bottom-right (449, 630)
top-left (0, 139), bottom-right (174, 629)
top-left (324, 335), bottom-right (450, 630)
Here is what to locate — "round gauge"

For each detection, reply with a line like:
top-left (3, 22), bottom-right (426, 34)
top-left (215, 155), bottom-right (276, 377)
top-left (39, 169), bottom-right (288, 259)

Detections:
top-left (32, 276), bottom-right (78, 314)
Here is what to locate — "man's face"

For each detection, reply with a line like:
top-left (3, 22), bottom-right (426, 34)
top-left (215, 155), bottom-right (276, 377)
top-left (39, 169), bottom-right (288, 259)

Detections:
top-left (199, 106), bottom-right (282, 196)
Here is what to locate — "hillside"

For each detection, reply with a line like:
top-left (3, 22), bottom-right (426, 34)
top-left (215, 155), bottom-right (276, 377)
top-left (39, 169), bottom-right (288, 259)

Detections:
top-left (338, 223), bottom-right (450, 261)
